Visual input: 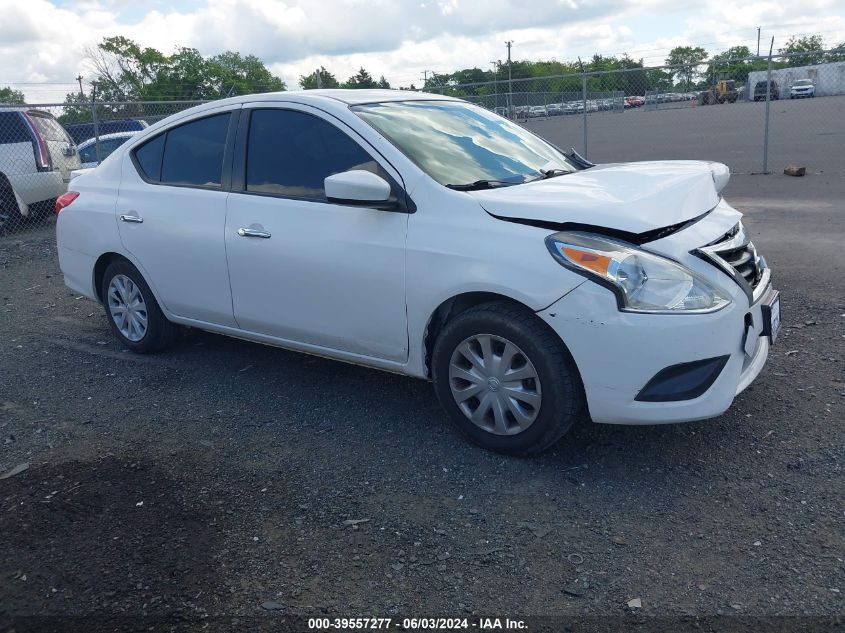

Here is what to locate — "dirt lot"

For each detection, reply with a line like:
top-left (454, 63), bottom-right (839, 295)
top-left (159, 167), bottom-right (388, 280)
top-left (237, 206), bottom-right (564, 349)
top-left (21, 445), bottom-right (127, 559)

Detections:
top-left (1, 172), bottom-right (843, 632)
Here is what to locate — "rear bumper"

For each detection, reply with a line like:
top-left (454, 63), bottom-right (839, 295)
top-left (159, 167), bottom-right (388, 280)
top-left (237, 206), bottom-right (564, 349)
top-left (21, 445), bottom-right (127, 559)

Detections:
top-left (58, 246), bottom-right (98, 301)
top-left (537, 281), bottom-right (772, 425)
top-left (7, 171), bottom-right (65, 208)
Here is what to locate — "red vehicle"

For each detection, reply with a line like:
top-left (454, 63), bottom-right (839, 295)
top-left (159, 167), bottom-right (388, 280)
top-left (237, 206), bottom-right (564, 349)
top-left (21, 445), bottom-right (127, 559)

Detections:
top-left (625, 96), bottom-right (645, 108)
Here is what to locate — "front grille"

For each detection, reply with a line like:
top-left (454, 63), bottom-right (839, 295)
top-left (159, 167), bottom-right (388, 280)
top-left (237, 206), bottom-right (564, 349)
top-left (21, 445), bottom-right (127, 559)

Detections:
top-left (697, 222), bottom-right (766, 294)
top-left (713, 242), bottom-right (762, 288)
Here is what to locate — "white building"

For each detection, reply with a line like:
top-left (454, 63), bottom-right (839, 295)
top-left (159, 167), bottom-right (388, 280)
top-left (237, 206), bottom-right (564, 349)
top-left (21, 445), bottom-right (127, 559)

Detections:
top-left (747, 60), bottom-right (845, 98)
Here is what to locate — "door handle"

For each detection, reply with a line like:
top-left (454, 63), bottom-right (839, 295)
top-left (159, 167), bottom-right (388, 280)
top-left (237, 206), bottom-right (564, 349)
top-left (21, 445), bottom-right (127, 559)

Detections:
top-left (120, 214), bottom-right (143, 223)
top-left (237, 227), bottom-right (271, 239)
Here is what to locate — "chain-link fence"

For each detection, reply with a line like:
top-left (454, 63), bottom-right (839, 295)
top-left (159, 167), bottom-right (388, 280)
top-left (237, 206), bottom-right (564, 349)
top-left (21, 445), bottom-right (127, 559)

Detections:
top-left (0, 100), bottom-right (202, 235)
top-left (427, 50), bottom-right (845, 176)
top-left (2, 50), bottom-right (843, 237)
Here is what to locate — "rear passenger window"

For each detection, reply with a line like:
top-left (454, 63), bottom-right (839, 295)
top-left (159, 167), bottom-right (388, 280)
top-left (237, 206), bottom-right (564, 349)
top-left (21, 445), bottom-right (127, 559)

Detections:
top-left (161, 114), bottom-right (230, 187)
top-left (134, 134), bottom-right (165, 181)
top-left (245, 109), bottom-right (381, 200)
top-left (133, 113), bottom-right (230, 187)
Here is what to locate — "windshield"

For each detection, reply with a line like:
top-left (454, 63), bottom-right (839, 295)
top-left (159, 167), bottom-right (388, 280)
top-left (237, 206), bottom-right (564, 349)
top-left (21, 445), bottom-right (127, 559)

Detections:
top-left (794, 79), bottom-right (812, 86)
top-left (352, 100), bottom-right (575, 187)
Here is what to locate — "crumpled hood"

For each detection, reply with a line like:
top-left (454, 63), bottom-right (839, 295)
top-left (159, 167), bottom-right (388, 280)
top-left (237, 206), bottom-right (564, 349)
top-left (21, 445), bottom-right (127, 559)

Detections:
top-left (472, 160), bottom-right (729, 236)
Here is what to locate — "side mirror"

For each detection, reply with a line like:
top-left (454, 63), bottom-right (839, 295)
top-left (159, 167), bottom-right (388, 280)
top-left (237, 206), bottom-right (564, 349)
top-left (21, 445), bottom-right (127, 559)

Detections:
top-left (325, 170), bottom-right (393, 208)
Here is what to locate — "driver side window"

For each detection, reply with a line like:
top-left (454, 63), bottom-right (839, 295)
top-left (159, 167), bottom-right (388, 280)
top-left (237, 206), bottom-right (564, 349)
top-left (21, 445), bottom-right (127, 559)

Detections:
top-left (245, 109), bottom-right (387, 201)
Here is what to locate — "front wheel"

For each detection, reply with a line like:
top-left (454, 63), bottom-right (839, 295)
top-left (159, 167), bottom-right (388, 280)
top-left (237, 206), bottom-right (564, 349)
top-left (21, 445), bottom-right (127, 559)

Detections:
top-left (431, 301), bottom-right (584, 455)
top-left (101, 260), bottom-right (180, 353)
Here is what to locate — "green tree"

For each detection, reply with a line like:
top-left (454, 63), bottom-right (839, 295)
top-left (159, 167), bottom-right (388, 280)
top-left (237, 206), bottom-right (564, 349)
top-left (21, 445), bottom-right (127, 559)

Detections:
top-left (377, 75), bottom-right (391, 89)
top-left (665, 46), bottom-right (708, 89)
top-left (711, 45), bottom-right (764, 84)
top-left (828, 42), bottom-right (845, 62)
top-left (155, 47), bottom-right (211, 99)
top-left (79, 36), bottom-right (284, 103)
top-left (299, 66), bottom-right (340, 89)
top-left (207, 51), bottom-right (284, 96)
top-left (779, 35), bottom-right (826, 66)
top-left (0, 86), bottom-right (26, 104)
top-left (344, 67), bottom-right (378, 89)
top-left (88, 35), bottom-right (169, 101)
top-left (644, 68), bottom-right (673, 92)
top-left (57, 93), bottom-right (93, 125)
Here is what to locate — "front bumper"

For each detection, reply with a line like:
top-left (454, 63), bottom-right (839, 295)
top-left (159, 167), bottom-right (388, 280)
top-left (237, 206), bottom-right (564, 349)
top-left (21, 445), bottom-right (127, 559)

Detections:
top-left (537, 281), bottom-right (773, 425)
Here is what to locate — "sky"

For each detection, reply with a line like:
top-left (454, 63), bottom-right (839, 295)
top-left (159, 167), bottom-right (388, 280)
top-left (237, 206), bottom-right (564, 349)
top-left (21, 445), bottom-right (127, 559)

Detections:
top-left (2, 0), bottom-right (844, 102)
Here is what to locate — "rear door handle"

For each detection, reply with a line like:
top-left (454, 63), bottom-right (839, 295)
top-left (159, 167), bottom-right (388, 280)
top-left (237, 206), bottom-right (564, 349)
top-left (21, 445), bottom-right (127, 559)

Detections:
top-left (238, 227), bottom-right (271, 239)
top-left (120, 214), bottom-right (143, 223)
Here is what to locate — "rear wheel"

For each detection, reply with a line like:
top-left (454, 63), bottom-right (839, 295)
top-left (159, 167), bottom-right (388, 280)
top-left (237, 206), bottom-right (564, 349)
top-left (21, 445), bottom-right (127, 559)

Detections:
top-left (431, 301), bottom-right (584, 455)
top-left (101, 260), bottom-right (180, 353)
top-left (0, 176), bottom-right (24, 231)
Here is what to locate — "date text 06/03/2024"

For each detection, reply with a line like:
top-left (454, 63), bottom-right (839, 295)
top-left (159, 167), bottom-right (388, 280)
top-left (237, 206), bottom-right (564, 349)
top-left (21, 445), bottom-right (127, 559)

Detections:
top-left (306, 617), bottom-right (528, 629)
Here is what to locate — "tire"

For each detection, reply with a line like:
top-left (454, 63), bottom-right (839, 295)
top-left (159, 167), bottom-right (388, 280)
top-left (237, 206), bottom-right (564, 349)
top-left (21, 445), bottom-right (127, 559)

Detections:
top-left (101, 260), bottom-right (180, 353)
top-left (431, 300), bottom-right (585, 456)
top-left (0, 176), bottom-right (25, 230)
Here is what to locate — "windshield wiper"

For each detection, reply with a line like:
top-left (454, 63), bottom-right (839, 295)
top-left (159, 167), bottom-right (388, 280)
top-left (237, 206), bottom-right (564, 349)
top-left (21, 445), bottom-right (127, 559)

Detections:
top-left (445, 179), bottom-right (519, 191)
top-left (523, 167), bottom-right (572, 183)
top-left (535, 168), bottom-right (572, 180)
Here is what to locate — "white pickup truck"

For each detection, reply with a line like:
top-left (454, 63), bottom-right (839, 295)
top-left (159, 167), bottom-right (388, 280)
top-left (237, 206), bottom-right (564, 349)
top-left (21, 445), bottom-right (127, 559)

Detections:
top-left (0, 108), bottom-right (80, 229)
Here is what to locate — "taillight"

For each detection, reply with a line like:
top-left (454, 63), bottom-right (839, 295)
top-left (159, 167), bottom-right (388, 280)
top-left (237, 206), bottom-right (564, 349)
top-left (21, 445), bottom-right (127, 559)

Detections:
top-left (55, 191), bottom-right (79, 215)
top-left (22, 113), bottom-right (53, 171)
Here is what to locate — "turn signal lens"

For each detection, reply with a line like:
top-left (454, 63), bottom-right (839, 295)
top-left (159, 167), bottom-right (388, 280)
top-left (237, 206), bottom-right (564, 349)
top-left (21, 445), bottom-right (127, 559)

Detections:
top-left (561, 247), bottom-right (612, 276)
top-left (55, 191), bottom-right (79, 215)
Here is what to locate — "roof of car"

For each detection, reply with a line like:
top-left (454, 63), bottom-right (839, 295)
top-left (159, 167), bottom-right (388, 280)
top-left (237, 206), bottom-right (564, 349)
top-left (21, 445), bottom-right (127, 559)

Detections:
top-left (119, 89), bottom-right (463, 144)
top-left (300, 89), bottom-right (458, 104)
top-left (215, 88), bottom-right (458, 106)
top-left (77, 131), bottom-right (139, 148)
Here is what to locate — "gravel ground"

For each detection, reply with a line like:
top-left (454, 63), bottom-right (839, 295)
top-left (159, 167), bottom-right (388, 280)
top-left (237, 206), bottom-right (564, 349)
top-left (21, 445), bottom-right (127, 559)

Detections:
top-left (0, 173), bottom-right (843, 632)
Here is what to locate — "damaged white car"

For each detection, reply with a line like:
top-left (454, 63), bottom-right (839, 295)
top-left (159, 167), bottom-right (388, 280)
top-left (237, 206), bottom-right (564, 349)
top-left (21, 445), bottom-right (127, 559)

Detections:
top-left (56, 91), bottom-right (779, 455)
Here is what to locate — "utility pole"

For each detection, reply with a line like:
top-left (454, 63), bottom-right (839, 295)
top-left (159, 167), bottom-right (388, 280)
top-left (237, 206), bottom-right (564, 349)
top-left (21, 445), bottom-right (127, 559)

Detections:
top-left (490, 61), bottom-right (498, 110)
top-left (505, 40), bottom-right (513, 118)
top-left (76, 74), bottom-right (84, 97)
top-left (757, 27), bottom-right (761, 56)
top-left (421, 70), bottom-right (428, 88)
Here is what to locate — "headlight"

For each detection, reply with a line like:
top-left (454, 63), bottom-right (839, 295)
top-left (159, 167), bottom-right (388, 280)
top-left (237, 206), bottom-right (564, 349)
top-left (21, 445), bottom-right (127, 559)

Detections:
top-left (546, 232), bottom-right (730, 313)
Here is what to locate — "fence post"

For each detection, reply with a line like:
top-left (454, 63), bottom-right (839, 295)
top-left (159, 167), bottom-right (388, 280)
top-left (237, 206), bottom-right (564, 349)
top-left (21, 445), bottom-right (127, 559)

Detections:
top-left (762, 37), bottom-right (774, 174)
top-left (90, 83), bottom-right (101, 164)
top-left (581, 74), bottom-right (588, 156)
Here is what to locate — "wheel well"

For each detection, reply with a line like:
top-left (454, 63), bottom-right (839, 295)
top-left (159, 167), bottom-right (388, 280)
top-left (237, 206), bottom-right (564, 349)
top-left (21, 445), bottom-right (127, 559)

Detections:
top-left (423, 292), bottom-right (531, 377)
top-left (93, 252), bottom-right (131, 302)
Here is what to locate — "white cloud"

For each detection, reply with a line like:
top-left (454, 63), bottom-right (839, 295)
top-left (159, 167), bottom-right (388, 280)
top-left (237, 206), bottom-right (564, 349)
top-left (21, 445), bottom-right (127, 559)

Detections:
top-left (1, 0), bottom-right (843, 102)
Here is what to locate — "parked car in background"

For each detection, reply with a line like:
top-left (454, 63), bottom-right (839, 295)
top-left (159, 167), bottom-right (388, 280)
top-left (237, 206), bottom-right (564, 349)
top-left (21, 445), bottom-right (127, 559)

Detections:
top-left (64, 119), bottom-right (148, 145)
top-left (0, 108), bottom-right (79, 227)
top-left (789, 79), bottom-right (815, 99)
top-left (753, 80), bottom-right (780, 101)
top-left (57, 90), bottom-right (778, 455)
top-left (546, 103), bottom-right (563, 116)
top-left (77, 131), bottom-right (139, 169)
top-left (528, 106), bottom-right (548, 118)
top-left (625, 96), bottom-right (645, 108)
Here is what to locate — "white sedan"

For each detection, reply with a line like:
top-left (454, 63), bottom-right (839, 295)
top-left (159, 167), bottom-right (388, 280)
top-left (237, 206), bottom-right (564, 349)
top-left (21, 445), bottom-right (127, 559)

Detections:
top-left (55, 90), bottom-right (779, 455)
top-left (76, 131), bottom-right (138, 169)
